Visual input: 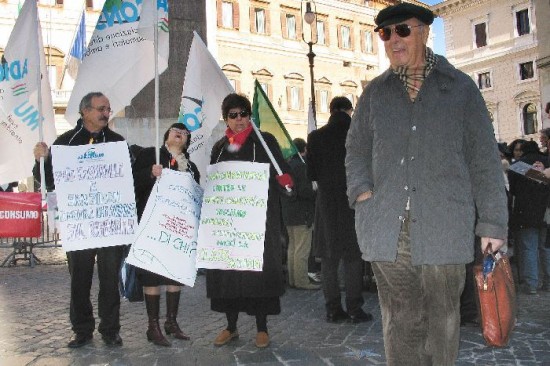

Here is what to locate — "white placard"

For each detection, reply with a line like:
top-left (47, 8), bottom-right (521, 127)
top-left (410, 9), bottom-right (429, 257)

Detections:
top-left (51, 141), bottom-right (137, 251)
top-left (196, 161), bottom-right (269, 271)
top-left (126, 169), bottom-right (203, 287)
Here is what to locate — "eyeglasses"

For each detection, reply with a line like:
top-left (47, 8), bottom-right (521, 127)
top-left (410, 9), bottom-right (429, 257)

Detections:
top-left (90, 106), bottom-right (113, 115)
top-left (378, 24), bottom-right (424, 41)
top-left (227, 110), bottom-right (250, 119)
top-left (170, 128), bottom-right (190, 135)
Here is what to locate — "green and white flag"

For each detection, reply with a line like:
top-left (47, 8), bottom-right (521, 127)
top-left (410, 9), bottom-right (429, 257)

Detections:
top-left (252, 80), bottom-right (297, 160)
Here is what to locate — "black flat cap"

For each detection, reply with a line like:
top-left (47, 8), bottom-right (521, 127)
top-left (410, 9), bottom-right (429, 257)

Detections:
top-left (375, 3), bottom-right (434, 31)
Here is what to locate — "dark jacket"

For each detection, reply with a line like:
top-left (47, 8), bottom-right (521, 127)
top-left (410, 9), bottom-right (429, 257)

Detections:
top-left (32, 119), bottom-right (126, 191)
top-left (132, 145), bottom-right (200, 220)
top-left (206, 130), bottom-right (291, 299)
top-left (307, 111), bottom-right (361, 259)
top-left (281, 154), bottom-right (316, 227)
top-left (509, 148), bottom-right (550, 229)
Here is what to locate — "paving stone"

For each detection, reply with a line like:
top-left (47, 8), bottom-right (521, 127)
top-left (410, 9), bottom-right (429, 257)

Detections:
top-left (1, 250), bottom-right (550, 365)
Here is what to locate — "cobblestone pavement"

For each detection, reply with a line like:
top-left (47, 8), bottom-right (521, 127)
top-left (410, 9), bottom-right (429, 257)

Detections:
top-left (0, 246), bottom-right (549, 366)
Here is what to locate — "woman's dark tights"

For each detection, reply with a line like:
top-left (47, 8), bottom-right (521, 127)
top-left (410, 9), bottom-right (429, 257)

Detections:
top-left (226, 312), bottom-right (267, 333)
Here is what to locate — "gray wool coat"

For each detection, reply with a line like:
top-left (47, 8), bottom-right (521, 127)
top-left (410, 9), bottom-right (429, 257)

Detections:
top-left (345, 55), bottom-right (508, 266)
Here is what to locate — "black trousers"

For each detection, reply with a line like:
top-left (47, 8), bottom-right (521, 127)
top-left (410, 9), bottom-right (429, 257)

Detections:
top-left (67, 246), bottom-right (124, 336)
top-left (321, 252), bottom-right (364, 314)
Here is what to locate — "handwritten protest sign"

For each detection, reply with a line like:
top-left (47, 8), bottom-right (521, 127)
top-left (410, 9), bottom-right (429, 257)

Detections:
top-left (126, 170), bottom-right (203, 287)
top-left (196, 161), bottom-right (269, 271)
top-left (51, 142), bottom-right (137, 251)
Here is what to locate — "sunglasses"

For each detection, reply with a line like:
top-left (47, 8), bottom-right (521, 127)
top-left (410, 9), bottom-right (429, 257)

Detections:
top-left (378, 24), bottom-right (423, 41)
top-left (227, 110), bottom-right (250, 119)
top-left (170, 128), bottom-right (190, 135)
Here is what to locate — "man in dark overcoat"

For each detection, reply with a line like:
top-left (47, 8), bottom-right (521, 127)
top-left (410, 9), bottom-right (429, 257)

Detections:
top-left (307, 96), bottom-right (372, 323)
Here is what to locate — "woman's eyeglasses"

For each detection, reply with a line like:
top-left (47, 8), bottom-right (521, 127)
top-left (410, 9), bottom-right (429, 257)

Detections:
top-left (170, 128), bottom-right (190, 135)
top-left (378, 24), bottom-right (423, 41)
top-left (227, 110), bottom-right (250, 119)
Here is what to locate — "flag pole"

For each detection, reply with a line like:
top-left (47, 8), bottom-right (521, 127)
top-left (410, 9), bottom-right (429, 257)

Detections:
top-left (154, 1), bottom-right (160, 165)
top-left (60, 5), bottom-right (86, 93)
top-left (36, 1), bottom-right (46, 200)
top-left (249, 119), bottom-right (291, 192)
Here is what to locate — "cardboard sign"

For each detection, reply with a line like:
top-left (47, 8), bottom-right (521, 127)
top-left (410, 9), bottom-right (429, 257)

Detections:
top-left (196, 161), bottom-right (269, 271)
top-left (51, 142), bottom-right (137, 251)
top-left (0, 192), bottom-right (42, 238)
top-left (127, 170), bottom-right (203, 287)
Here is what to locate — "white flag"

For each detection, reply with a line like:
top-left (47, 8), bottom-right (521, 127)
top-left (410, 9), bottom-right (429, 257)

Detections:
top-left (307, 99), bottom-right (316, 133)
top-left (178, 31), bottom-right (234, 186)
top-left (64, 0), bottom-right (169, 125)
top-left (0, 0), bottom-right (56, 185)
top-left (137, 0), bottom-right (169, 41)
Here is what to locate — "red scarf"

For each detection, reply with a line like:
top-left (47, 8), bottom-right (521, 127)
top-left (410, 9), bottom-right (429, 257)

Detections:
top-left (225, 124), bottom-right (253, 151)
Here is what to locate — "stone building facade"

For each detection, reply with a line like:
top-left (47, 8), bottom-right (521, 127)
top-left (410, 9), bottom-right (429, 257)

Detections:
top-left (433, 0), bottom-right (543, 144)
top-left (1, 0), bottom-right (436, 142)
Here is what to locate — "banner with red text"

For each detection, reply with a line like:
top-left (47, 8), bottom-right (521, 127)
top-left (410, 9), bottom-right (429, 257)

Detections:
top-left (0, 192), bottom-right (41, 238)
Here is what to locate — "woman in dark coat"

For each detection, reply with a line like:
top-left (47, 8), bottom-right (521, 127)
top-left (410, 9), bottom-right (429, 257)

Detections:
top-left (133, 123), bottom-right (200, 347)
top-left (206, 93), bottom-right (293, 349)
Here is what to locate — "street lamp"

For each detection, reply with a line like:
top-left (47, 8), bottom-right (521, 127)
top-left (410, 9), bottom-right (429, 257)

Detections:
top-left (301, 0), bottom-right (317, 125)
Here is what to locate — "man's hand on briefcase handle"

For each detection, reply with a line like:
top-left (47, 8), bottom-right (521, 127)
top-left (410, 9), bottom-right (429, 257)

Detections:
top-left (481, 237), bottom-right (504, 254)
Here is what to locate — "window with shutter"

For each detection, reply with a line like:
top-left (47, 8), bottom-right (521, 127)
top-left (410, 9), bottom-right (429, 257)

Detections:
top-left (516, 9), bottom-right (530, 36)
top-left (474, 22), bottom-right (487, 48)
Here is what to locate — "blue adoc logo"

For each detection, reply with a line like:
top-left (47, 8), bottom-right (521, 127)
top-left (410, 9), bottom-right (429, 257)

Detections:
top-left (77, 148), bottom-right (105, 162)
top-left (178, 96), bottom-right (205, 132)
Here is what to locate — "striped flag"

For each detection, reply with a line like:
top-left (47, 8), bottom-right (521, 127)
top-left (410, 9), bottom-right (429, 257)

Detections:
top-left (67, 10), bottom-right (86, 80)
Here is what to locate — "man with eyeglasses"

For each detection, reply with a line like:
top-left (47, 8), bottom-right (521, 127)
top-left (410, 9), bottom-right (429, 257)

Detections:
top-left (345, 3), bottom-right (508, 365)
top-left (33, 92), bottom-right (126, 348)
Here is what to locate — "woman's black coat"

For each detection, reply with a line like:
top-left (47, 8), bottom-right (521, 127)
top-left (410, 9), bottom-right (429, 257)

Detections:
top-left (206, 131), bottom-right (291, 299)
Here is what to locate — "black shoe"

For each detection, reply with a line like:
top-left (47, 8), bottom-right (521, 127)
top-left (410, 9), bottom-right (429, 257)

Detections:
top-left (67, 333), bottom-right (93, 348)
top-left (326, 308), bottom-right (350, 323)
top-left (102, 333), bottom-right (123, 346)
top-left (348, 309), bottom-right (373, 323)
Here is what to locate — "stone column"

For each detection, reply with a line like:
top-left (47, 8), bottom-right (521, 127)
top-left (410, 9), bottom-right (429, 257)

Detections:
top-left (112, 0), bottom-right (206, 146)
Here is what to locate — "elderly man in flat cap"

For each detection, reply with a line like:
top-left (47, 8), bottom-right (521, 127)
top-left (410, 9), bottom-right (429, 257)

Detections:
top-left (345, 3), bottom-right (508, 365)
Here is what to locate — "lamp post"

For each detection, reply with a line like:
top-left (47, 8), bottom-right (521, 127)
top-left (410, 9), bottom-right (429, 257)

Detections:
top-left (301, 0), bottom-right (317, 125)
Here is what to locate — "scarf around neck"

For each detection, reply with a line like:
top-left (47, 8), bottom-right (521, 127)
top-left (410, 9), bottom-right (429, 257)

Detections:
top-left (392, 47), bottom-right (437, 102)
top-left (225, 124), bottom-right (253, 152)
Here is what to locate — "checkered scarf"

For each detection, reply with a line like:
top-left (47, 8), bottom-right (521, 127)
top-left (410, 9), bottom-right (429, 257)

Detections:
top-left (392, 47), bottom-right (437, 101)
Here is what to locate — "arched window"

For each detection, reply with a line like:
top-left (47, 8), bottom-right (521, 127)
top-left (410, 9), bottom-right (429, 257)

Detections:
top-left (523, 103), bottom-right (537, 135)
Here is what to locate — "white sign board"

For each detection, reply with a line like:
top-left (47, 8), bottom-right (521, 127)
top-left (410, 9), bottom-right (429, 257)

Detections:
top-left (196, 161), bottom-right (269, 271)
top-left (126, 169), bottom-right (203, 287)
top-left (51, 141), bottom-right (137, 251)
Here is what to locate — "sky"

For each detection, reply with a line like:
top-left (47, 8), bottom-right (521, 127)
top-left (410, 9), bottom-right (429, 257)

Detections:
top-left (423, 0), bottom-right (446, 55)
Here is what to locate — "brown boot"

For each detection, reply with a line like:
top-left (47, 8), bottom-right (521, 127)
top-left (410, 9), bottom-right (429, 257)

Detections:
top-left (144, 294), bottom-right (171, 347)
top-left (164, 291), bottom-right (190, 340)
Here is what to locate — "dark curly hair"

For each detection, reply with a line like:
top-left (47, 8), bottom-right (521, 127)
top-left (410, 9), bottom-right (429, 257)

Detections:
top-left (221, 93), bottom-right (252, 121)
